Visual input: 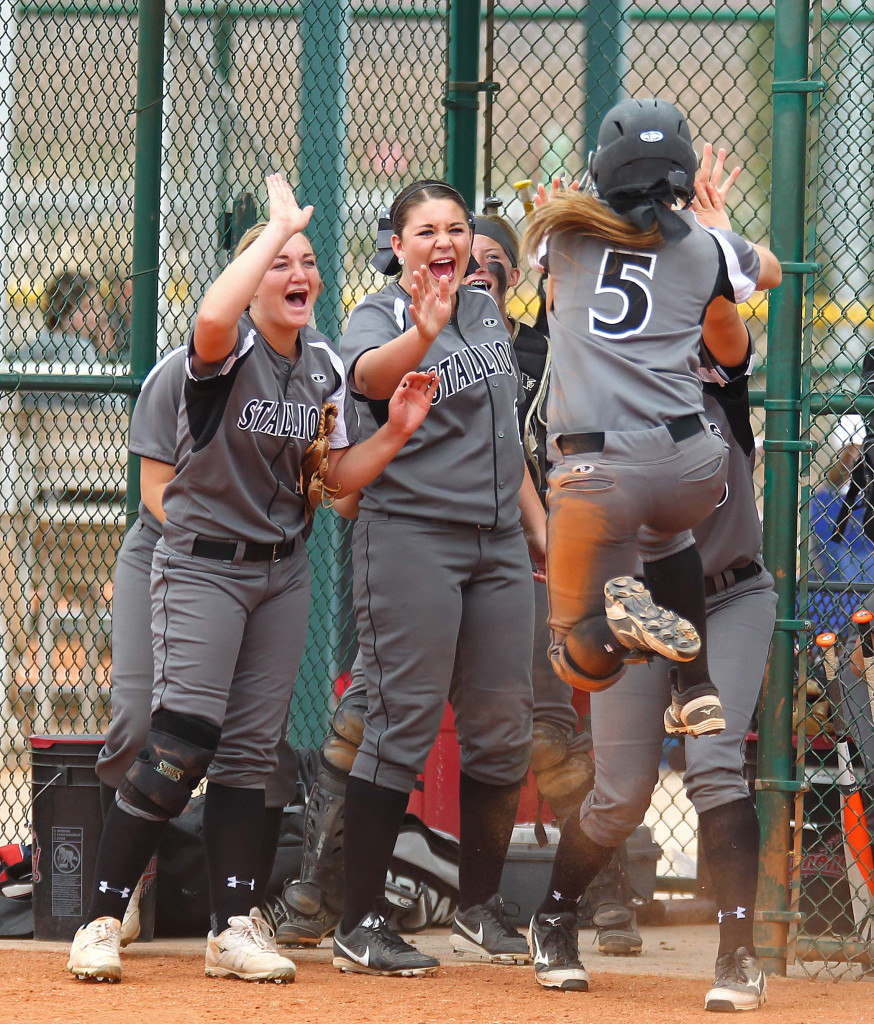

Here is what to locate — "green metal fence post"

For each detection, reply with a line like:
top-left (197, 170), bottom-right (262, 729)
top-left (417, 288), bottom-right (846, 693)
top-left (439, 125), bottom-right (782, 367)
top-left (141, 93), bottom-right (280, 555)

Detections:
top-left (584, 0), bottom-right (625, 152)
top-left (445, 0), bottom-right (482, 206)
top-left (756, 0), bottom-right (812, 977)
top-left (296, 0), bottom-right (349, 748)
top-left (127, 0), bottom-right (165, 524)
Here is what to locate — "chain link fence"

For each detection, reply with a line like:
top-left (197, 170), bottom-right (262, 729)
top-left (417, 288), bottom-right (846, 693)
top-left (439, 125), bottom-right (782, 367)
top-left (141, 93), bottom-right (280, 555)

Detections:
top-left (0, 0), bottom-right (870, 974)
top-left (790, 0), bottom-right (874, 980)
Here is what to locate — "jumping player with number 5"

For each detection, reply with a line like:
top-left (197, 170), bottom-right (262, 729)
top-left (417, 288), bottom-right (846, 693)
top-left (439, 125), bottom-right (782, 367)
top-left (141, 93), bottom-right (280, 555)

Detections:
top-left (523, 97), bottom-right (781, 739)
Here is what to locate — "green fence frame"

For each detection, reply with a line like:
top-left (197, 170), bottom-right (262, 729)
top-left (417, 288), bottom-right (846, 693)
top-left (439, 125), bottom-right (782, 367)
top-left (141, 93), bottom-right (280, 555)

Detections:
top-left (6, 0), bottom-right (873, 976)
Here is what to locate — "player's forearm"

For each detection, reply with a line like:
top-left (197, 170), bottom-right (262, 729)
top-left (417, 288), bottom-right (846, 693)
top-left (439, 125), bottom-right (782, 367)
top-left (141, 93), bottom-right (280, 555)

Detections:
top-left (140, 457), bottom-right (174, 524)
top-left (327, 424), bottom-right (414, 497)
top-left (519, 468), bottom-right (546, 540)
top-left (353, 327), bottom-right (435, 400)
top-left (141, 481), bottom-right (167, 524)
top-left (195, 222), bottom-right (289, 362)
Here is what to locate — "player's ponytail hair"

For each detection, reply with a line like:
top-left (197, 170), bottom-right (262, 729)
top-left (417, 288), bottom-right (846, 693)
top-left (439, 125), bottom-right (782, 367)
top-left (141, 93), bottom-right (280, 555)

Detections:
top-left (522, 191), bottom-right (663, 263)
top-left (234, 222), bottom-right (268, 258)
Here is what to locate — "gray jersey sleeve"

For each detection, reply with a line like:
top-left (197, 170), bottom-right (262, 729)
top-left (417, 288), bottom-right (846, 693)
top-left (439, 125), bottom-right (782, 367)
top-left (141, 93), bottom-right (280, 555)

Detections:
top-left (304, 333), bottom-right (359, 448)
top-left (704, 227), bottom-right (761, 304)
top-left (341, 293), bottom-right (408, 391)
top-left (129, 346), bottom-right (186, 463)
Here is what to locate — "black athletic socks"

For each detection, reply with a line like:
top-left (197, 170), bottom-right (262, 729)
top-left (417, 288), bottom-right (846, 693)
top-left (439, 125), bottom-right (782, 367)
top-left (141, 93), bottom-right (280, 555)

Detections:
top-left (536, 811), bottom-right (614, 917)
top-left (339, 777), bottom-right (409, 932)
top-left (644, 546), bottom-right (712, 693)
top-left (99, 781), bottom-right (116, 820)
top-left (254, 805), bottom-right (285, 909)
top-left (202, 782), bottom-right (266, 935)
top-left (697, 798), bottom-right (759, 957)
top-left (87, 802), bottom-right (167, 923)
top-left (457, 772), bottom-right (522, 911)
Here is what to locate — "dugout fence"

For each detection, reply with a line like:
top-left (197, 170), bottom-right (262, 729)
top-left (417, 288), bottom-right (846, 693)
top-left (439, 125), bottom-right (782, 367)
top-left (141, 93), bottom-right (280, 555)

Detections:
top-left (0, 0), bottom-right (870, 978)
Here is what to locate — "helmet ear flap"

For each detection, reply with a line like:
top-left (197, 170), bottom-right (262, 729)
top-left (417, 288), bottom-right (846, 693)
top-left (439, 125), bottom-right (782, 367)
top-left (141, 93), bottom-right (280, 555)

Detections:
top-left (579, 149), bottom-right (598, 195)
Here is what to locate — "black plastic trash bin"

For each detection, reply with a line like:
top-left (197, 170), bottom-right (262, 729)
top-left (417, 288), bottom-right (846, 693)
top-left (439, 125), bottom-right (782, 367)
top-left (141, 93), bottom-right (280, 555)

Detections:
top-left (30, 735), bottom-right (105, 941)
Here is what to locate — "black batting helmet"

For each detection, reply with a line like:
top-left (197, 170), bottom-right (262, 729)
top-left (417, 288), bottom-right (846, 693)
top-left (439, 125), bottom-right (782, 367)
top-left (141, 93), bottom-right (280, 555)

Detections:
top-left (591, 97), bottom-right (698, 204)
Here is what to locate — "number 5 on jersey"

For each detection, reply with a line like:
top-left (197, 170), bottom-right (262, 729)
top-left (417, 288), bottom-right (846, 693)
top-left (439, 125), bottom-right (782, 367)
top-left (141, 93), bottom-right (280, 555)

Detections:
top-left (590, 249), bottom-right (657, 340)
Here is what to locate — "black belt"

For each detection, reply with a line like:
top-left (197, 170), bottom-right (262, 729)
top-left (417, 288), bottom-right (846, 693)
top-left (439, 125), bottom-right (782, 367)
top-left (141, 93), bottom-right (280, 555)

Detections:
top-left (558, 414), bottom-right (702, 456)
top-left (704, 561), bottom-right (761, 597)
top-left (191, 536), bottom-right (298, 563)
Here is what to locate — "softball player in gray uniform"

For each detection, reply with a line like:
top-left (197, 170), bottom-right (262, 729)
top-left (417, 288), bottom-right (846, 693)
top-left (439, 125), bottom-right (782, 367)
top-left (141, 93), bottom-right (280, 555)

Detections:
top-left (525, 98), bottom-right (781, 741)
top-left (95, 346), bottom-right (298, 946)
top-left (66, 174), bottom-right (437, 986)
top-left (95, 346), bottom-right (186, 795)
top-left (529, 350), bottom-right (775, 1011)
top-left (527, 142), bottom-right (777, 1012)
top-left (268, 216), bottom-right (601, 953)
top-left (333, 180), bottom-right (546, 977)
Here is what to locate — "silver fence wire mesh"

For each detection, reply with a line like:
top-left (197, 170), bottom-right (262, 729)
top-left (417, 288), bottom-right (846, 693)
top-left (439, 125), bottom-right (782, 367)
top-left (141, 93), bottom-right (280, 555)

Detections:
top-left (0, 0), bottom-right (871, 975)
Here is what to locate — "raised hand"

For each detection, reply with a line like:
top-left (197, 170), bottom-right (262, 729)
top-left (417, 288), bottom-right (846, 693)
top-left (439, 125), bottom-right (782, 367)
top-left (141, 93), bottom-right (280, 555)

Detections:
top-left (387, 370), bottom-right (440, 436)
top-left (534, 177), bottom-right (581, 209)
top-left (692, 144), bottom-right (740, 231)
top-left (408, 267), bottom-right (452, 346)
top-left (265, 173), bottom-right (315, 239)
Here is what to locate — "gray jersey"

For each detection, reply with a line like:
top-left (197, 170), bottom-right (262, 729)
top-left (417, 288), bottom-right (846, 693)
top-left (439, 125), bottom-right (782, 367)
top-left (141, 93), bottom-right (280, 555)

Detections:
top-left (128, 347), bottom-right (186, 533)
top-left (546, 209), bottom-right (760, 437)
top-left (342, 282), bottom-right (525, 529)
top-left (162, 315), bottom-right (358, 549)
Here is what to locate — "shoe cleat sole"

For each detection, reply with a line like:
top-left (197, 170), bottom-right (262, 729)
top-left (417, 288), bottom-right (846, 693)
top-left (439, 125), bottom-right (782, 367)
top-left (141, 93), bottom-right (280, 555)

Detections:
top-left (70, 972), bottom-right (121, 983)
top-left (450, 935), bottom-right (531, 964)
top-left (204, 968), bottom-right (295, 983)
top-left (332, 957), bottom-right (437, 978)
top-left (605, 578), bottom-right (701, 662)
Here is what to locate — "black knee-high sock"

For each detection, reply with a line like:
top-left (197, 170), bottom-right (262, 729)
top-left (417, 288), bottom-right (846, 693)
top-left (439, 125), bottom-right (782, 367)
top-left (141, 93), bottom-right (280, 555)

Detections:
top-left (202, 782), bottom-right (266, 935)
top-left (565, 615), bottom-right (627, 679)
top-left (99, 781), bottom-right (116, 821)
top-left (697, 798), bottom-right (759, 957)
top-left (87, 803), bottom-right (167, 922)
top-left (457, 772), bottom-right (522, 911)
top-left (254, 806), bottom-right (284, 908)
top-left (644, 546), bottom-right (711, 693)
top-left (536, 812), bottom-right (615, 916)
top-left (340, 777), bottom-right (408, 932)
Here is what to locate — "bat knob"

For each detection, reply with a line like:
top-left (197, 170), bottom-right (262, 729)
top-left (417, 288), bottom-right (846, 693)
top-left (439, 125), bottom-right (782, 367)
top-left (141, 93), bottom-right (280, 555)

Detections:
top-left (815, 631), bottom-right (837, 648)
top-left (852, 609), bottom-right (874, 625)
top-left (511, 179), bottom-right (533, 191)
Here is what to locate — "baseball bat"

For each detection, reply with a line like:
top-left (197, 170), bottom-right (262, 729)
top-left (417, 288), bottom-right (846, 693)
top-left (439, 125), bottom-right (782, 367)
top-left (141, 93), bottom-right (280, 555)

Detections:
top-left (852, 608), bottom-right (874, 721)
top-left (817, 626), bottom-right (874, 938)
top-left (512, 179), bottom-right (535, 218)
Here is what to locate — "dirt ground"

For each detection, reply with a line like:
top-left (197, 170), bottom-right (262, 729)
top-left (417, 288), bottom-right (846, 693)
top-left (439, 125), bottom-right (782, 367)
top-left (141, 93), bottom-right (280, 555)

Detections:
top-left (1, 927), bottom-right (872, 1024)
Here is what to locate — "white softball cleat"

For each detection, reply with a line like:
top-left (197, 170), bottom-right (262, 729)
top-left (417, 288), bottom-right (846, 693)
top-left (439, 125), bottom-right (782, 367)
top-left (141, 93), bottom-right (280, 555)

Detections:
top-left (205, 908), bottom-right (297, 983)
top-left (67, 916), bottom-right (123, 982)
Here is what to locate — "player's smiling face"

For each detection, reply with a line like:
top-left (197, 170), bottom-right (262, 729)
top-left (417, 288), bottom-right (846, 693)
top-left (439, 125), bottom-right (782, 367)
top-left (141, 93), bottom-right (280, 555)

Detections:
top-left (255, 234), bottom-right (322, 335)
top-left (392, 198), bottom-right (471, 295)
top-left (464, 235), bottom-right (519, 303)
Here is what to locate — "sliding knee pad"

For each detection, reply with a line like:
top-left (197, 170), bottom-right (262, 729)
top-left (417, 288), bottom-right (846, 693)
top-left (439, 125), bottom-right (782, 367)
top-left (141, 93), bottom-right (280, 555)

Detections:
top-left (118, 709), bottom-right (222, 820)
top-left (550, 646), bottom-right (624, 693)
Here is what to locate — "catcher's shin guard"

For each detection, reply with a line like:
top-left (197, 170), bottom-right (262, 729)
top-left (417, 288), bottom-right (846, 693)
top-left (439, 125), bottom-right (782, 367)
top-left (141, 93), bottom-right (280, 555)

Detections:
top-left (585, 846), bottom-right (642, 956)
top-left (274, 757), bottom-right (348, 945)
top-left (269, 691), bottom-right (364, 944)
